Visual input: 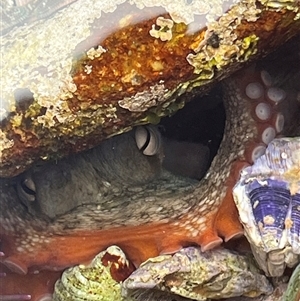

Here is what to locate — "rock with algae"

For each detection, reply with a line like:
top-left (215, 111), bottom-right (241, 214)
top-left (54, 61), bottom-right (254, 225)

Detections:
top-left (222, 265), bottom-right (300, 301)
top-left (52, 245), bottom-right (300, 301)
top-left (53, 245), bottom-right (135, 301)
top-left (1, 0), bottom-right (300, 177)
top-left (52, 244), bottom-right (189, 301)
top-left (283, 262), bottom-right (300, 301)
top-left (122, 247), bottom-right (273, 300)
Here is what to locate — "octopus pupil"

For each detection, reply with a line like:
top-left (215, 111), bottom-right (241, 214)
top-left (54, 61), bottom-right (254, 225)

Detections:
top-left (13, 85), bottom-right (225, 220)
top-left (139, 127), bottom-right (151, 153)
top-left (21, 180), bottom-right (36, 196)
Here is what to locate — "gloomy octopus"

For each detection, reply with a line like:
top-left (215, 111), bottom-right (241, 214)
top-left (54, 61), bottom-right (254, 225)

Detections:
top-left (1, 3), bottom-right (300, 301)
top-left (1, 61), bottom-right (299, 300)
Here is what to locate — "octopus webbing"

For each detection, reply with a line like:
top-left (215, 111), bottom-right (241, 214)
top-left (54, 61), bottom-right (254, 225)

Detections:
top-left (1, 59), bottom-right (299, 300)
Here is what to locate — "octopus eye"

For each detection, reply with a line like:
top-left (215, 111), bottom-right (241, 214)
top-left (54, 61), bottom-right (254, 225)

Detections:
top-left (135, 125), bottom-right (162, 156)
top-left (17, 174), bottom-right (36, 203)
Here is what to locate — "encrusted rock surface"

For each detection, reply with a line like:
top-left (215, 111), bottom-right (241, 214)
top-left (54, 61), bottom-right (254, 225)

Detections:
top-left (53, 245), bottom-right (135, 301)
top-left (1, 0), bottom-right (300, 177)
top-left (122, 247), bottom-right (273, 300)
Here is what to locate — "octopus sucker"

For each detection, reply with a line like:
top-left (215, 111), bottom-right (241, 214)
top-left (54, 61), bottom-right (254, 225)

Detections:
top-left (162, 64), bottom-right (293, 252)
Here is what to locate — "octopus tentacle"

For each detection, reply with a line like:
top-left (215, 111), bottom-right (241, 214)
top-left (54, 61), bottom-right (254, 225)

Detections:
top-left (0, 1), bottom-right (298, 301)
top-left (160, 65), bottom-right (289, 252)
top-left (0, 264), bottom-right (60, 301)
top-left (0, 64), bottom-right (296, 301)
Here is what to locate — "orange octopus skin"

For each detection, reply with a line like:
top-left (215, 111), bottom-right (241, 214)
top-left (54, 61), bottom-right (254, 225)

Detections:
top-left (0, 65), bottom-right (292, 299)
top-left (0, 264), bottom-right (60, 301)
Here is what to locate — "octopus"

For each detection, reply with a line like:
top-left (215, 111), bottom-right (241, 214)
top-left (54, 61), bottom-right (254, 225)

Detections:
top-left (0, 0), bottom-right (300, 300)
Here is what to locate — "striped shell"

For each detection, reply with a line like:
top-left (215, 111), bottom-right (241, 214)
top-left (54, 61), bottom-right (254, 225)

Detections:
top-left (233, 137), bottom-right (300, 277)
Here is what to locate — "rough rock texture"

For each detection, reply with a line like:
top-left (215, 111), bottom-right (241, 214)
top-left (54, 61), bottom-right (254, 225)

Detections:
top-left (122, 247), bottom-right (273, 300)
top-left (1, 0), bottom-right (300, 177)
top-left (53, 245), bottom-right (135, 301)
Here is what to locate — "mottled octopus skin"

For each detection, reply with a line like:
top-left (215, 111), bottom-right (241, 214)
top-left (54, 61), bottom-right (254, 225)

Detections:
top-left (0, 64), bottom-right (295, 299)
